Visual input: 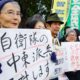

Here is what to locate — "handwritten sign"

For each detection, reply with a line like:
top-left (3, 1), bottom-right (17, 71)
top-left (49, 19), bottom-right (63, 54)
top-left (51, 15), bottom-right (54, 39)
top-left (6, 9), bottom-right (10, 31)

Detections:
top-left (0, 29), bottom-right (53, 80)
top-left (62, 42), bottom-right (80, 72)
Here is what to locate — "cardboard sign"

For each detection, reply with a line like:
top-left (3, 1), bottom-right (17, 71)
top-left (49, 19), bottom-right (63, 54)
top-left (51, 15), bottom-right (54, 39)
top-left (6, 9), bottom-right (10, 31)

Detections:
top-left (0, 29), bottom-right (53, 80)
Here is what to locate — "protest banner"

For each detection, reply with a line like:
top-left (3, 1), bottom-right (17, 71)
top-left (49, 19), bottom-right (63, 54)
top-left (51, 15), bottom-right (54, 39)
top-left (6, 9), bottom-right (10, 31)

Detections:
top-left (0, 29), bottom-right (53, 80)
top-left (51, 0), bottom-right (69, 29)
top-left (66, 0), bottom-right (80, 30)
top-left (0, 29), bottom-right (65, 80)
top-left (62, 42), bottom-right (80, 72)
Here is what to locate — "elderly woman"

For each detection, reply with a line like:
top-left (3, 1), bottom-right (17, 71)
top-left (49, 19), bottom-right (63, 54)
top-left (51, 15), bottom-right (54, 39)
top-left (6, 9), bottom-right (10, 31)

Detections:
top-left (65, 29), bottom-right (78, 42)
top-left (64, 29), bottom-right (80, 80)
top-left (0, 0), bottom-right (21, 28)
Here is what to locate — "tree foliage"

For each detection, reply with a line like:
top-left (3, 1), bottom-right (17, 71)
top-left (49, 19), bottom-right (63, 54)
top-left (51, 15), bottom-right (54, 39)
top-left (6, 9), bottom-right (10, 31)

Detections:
top-left (15, 0), bottom-right (51, 23)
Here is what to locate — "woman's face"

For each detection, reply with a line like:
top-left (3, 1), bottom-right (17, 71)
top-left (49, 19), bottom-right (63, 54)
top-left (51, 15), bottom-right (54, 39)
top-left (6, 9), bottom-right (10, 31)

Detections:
top-left (0, 2), bottom-right (21, 28)
top-left (34, 21), bottom-right (45, 29)
top-left (66, 32), bottom-right (77, 42)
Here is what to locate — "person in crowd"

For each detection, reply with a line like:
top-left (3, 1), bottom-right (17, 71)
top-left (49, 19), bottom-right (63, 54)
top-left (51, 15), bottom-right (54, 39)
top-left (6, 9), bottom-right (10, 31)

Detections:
top-left (46, 13), bottom-right (64, 80)
top-left (59, 26), bottom-right (80, 43)
top-left (74, 28), bottom-right (80, 41)
top-left (65, 29), bottom-right (78, 42)
top-left (59, 26), bottom-right (71, 43)
top-left (64, 29), bottom-right (80, 80)
top-left (0, 0), bottom-right (21, 28)
top-left (23, 14), bottom-right (45, 29)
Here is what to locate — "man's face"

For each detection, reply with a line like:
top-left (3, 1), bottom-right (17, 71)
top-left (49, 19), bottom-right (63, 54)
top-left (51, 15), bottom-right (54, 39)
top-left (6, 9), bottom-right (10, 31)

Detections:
top-left (0, 2), bottom-right (21, 28)
top-left (47, 22), bottom-right (61, 36)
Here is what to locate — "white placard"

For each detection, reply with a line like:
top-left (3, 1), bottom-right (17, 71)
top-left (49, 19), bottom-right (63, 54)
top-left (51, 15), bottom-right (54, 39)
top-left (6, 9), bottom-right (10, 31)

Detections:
top-left (0, 29), bottom-right (53, 80)
top-left (62, 42), bottom-right (80, 72)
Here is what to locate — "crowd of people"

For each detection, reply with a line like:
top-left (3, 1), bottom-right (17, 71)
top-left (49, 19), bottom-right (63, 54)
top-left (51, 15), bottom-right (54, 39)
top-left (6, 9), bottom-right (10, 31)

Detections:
top-left (0, 0), bottom-right (80, 80)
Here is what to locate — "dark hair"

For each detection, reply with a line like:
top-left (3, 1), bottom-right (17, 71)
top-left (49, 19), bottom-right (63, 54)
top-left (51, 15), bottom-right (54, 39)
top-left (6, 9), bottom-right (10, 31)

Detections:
top-left (23, 14), bottom-right (45, 29)
top-left (74, 29), bottom-right (80, 41)
top-left (64, 26), bottom-right (70, 35)
top-left (26, 19), bottom-right (39, 29)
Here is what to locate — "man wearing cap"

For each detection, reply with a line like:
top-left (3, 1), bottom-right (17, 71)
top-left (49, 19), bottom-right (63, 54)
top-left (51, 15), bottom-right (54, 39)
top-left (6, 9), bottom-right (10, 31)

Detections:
top-left (46, 13), bottom-right (64, 80)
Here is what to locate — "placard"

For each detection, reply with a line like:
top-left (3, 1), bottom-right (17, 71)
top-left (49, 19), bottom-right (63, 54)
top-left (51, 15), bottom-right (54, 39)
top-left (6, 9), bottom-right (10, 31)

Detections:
top-left (62, 42), bottom-right (80, 72)
top-left (0, 29), bottom-right (53, 80)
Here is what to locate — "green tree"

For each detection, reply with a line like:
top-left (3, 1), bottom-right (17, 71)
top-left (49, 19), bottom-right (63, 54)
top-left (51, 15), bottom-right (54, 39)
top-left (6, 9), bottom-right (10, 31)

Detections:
top-left (15, 0), bottom-right (51, 26)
